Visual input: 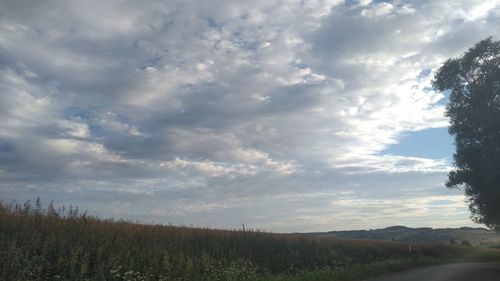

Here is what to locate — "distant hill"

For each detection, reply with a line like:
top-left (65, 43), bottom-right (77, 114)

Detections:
top-left (306, 226), bottom-right (500, 247)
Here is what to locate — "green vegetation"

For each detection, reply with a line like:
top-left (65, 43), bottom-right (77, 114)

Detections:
top-left (1, 199), bottom-right (500, 281)
top-left (316, 225), bottom-right (500, 247)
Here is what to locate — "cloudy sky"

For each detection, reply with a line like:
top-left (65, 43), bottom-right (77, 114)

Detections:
top-left (0, 0), bottom-right (499, 232)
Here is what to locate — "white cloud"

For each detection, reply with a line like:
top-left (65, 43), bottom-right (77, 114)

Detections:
top-left (463, 0), bottom-right (498, 21)
top-left (160, 150), bottom-right (299, 177)
top-left (160, 158), bottom-right (259, 177)
top-left (357, 0), bottom-right (372, 7)
top-left (361, 2), bottom-right (394, 17)
top-left (57, 119), bottom-right (91, 138)
top-left (98, 112), bottom-right (144, 137)
top-left (331, 154), bottom-right (451, 174)
top-left (0, 0), bottom-right (498, 231)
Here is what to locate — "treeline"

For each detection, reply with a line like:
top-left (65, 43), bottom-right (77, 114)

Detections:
top-left (0, 199), bottom-right (498, 281)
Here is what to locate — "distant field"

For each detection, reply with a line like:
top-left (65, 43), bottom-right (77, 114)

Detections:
top-left (309, 225), bottom-right (500, 248)
top-left (1, 200), bottom-right (500, 281)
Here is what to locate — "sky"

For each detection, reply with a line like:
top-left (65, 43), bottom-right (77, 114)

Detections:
top-left (0, 0), bottom-right (499, 232)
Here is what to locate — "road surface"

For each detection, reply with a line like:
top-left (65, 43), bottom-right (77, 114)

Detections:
top-left (366, 263), bottom-right (500, 281)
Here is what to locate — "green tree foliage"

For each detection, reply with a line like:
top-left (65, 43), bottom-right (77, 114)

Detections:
top-left (433, 37), bottom-right (500, 231)
top-left (461, 240), bottom-right (473, 247)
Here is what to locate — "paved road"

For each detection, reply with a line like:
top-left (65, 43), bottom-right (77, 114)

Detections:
top-left (366, 263), bottom-right (500, 281)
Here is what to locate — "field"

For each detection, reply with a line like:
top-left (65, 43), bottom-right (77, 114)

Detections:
top-left (312, 225), bottom-right (500, 247)
top-left (1, 200), bottom-right (500, 281)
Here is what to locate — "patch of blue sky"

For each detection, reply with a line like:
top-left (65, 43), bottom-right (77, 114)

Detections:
top-left (383, 127), bottom-right (454, 160)
top-left (62, 106), bottom-right (91, 119)
top-left (0, 139), bottom-right (13, 153)
top-left (435, 89), bottom-right (451, 106)
top-left (88, 124), bottom-right (107, 138)
top-left (417, 68), bottom-right (431, 80)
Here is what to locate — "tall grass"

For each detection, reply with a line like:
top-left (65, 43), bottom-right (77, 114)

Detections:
top-left (1, 199), bottom-right (499, 281)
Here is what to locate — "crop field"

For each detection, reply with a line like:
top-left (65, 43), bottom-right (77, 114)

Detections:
top-left (1, 200), bottom-right (499, 281)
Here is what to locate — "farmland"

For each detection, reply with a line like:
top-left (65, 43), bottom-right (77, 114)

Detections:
top-left (1, 200), bottom-right (499, 281)
top-left (309, 225), bottom-right (500, 247)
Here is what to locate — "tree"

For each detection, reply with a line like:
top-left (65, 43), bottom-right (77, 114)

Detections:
top-left (460, 240), bottom-right (472, 247)
top-left (35, 196), bottom-right (42, 216)
top-left (433, 37), bottom-right (500, 231)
